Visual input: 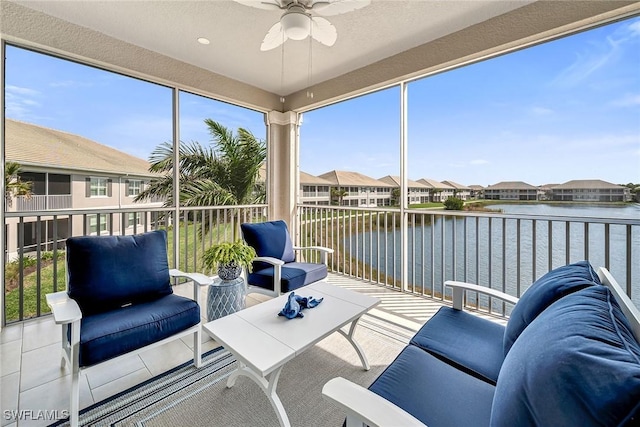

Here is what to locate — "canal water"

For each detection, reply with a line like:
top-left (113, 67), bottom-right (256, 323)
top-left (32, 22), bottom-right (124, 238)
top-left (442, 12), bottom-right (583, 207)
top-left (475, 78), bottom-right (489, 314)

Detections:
top-left (351, 203), bottom-right (640, 307)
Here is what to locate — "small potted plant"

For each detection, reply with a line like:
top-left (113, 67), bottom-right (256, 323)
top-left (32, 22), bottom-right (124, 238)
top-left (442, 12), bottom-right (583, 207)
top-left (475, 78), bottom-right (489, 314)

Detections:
top-left (202, 240), bottom-right (256, 281)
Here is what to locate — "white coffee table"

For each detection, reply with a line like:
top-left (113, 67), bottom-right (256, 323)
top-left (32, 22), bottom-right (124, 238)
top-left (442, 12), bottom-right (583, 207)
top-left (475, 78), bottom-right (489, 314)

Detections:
top-left (202, 281), bottom-right (380, 427)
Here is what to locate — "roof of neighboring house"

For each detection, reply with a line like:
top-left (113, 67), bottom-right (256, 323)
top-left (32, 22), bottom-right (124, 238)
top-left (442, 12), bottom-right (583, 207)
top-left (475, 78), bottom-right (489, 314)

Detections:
top-left (417, 178), bottom-right (454, 190)
top-left (318, 170), bottom-right (393, 187)
top-left (539, 183), bottom-right (558, 190)
top-left (485, 181), bottom-right (538, 190)
top-left (378, 175), bottom-right (429, 188)
top-left (300, 171), bottom-right (332, 185)
top-left (551, 179), bottom-right (624, 190)
top-left (442, 180), bottom-right (470, 190)
top-left (468, 184), bottom-right (485, 190)
top-left (5, 119), bottom-right (154, 177)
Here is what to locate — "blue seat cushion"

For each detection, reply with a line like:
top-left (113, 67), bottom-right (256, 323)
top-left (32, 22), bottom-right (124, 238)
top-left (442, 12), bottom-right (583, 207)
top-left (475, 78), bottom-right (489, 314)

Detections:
top-left (369, 345), bottom-right (495, 427)
top-left (410, 306), bottom-right (505, 385)
top-left (503, 260), bottom-right (600, 354)
top-left (241, 220), bottom-right (295, 272)
top-left (247, 262), bottom-right (327, 293)
top-left (76, 294), bottom-right (200, 367)
top-left (491, 285), bottom-right (640, 427)
top-left (67, 230), bottom-right (172, 315)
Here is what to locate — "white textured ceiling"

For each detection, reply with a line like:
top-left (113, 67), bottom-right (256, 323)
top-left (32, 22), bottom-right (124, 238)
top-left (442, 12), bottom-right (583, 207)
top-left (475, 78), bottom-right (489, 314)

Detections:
top-left (11, 0), bottom-right (534, 96)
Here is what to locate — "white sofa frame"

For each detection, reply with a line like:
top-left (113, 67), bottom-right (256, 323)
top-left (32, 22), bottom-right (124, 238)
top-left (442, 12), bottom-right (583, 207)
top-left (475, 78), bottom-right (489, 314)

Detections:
top-left (322, 267), bottom-right (640, 427)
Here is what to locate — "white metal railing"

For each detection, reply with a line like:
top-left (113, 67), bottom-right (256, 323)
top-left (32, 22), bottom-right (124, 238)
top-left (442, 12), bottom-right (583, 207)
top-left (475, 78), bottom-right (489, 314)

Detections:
top-left (297, 205), bottom-right (640, 317)
top-left (3, 204), bottom-right (267, 324)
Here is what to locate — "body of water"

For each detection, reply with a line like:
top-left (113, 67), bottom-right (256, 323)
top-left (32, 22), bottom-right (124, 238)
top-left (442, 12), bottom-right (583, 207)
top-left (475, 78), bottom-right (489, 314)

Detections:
top-left (348, 203), bottom-right (640, 308)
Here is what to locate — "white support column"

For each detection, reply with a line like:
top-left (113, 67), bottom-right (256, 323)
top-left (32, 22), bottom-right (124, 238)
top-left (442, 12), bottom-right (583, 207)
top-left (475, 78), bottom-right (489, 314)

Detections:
top-left (0, 40), bottom-right (5, 328)
top-left (172, 88), bottom-right (180, 269)
top-left (400, 82), bottom-right (409, 292)
top-left (265, 111), bottom-right (302, 236)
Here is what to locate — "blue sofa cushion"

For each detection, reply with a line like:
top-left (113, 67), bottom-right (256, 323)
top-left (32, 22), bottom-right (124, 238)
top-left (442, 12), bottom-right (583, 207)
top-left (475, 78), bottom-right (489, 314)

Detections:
top-left (77, 294), bottom-right (200, 367)
top-left (491, 285), bottom-right (640, 427)
top-left (241, 220), bottom-right (296, 272)
top-left (503, 260), bottom-right (600, 354)
top-left (369, 345), bottom-right (495, 427)
top-left (247, 262), bottom-right (327, 293)
top-left (410, 306), bottom-right (505, 385)
top-left (67, 230), bottom-right (173, 315)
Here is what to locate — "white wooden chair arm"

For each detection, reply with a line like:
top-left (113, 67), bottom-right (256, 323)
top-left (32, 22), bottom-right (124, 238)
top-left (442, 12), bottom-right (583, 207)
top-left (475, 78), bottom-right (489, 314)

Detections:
top-left (445, 280), bottom-right (519, 310)
top-left (598, 267), bottom-right (640, 342)
top-left (169, 269), bottom-right (212, 286)
top-left (46, 291), bottom-right (82, 324)
top-left (293, 246), bottom-right (334, 254)
top-left (293, 246), bottom-right (333, 264)
top-left (169, 269), bottom-right (213, 304)
top-left (322, 377), bottom-right (427, 427)
top-left (253, 256), bottom-right (285, 266)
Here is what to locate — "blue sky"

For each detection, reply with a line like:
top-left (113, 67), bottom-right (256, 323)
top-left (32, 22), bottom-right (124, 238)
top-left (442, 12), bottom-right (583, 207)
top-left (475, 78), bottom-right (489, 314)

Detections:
top-left (5, 16), bottom-right (640, 187)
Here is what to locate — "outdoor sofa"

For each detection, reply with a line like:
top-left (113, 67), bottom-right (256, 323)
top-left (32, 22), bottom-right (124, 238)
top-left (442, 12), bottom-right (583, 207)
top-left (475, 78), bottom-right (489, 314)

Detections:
top-left (323, 261), bottom-right (640, 426)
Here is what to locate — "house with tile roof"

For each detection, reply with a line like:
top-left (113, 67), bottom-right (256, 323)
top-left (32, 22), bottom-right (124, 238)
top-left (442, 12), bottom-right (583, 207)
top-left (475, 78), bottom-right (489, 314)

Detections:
top-left (318, 170), bottom-right (394, 207)
top-left (417, 178), bottom-right (455, 202)
top-left (484, 181), bottom-right (541, 200)
top-left (442, 180), bottom-right (472, 201)
top-left (549, 180), bottom-right (630, 202)
top-left (300, 171), bottom-right (332, 205)
top-left (5, 119), bottom-right (161, 257)
top-left (468, 184), bottom-right (485, 199)
top-left (378, 176), bottom-right (430, 205)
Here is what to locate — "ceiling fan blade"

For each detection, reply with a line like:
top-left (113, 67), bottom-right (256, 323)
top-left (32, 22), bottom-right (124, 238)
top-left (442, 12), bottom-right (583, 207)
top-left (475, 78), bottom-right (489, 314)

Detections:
top-left (261, 22), bottom-right (287, 51)
top-left (311, 17), bottom-right (337, 47)
top-left (233, 0), bottom-right (283, 11)
top-left (311, 0), bottom-right (371, 16)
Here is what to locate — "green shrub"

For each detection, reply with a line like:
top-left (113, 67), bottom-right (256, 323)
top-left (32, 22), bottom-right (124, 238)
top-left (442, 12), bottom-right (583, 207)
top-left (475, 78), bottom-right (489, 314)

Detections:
top-left (444, 197), bottom-right (464, 210)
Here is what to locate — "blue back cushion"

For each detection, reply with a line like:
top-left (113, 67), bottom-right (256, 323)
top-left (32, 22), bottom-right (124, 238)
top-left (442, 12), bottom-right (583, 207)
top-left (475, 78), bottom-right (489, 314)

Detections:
top-left (67, 230), bottom-right (173, 315)
top-left (491, 285), bottom-right (640, 426)
top-left (503, 260), bottom-right (600, 354)
top-left (241, 221), bottom-right (295, 270)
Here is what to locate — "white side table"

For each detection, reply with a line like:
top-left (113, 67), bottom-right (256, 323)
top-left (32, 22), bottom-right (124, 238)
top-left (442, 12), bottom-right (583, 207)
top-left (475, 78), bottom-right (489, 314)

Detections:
top-left (207, 277), bottom-right (246, 321)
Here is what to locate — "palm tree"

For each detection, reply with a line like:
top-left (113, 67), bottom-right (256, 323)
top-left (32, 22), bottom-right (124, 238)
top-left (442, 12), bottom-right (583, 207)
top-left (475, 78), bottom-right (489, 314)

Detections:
top-left (5, 162), bottom-right (32, 208)
top-left (390, 188), bottom-right (401, 207)
top-left (331, 187), bottom-right (348, 206)
top-left (135, 119), bottom-right (266, 207)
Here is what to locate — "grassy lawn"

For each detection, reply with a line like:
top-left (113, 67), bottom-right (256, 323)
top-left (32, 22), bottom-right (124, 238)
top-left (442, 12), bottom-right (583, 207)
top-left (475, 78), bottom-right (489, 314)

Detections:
top-left (409, 202), bottom-right (445, 209)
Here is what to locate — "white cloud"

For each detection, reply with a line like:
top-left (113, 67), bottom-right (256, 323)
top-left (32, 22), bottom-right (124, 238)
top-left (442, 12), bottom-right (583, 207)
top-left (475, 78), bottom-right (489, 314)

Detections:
top-left (5, 85), bottom-right (40, 96)
top-left (470, 159), bottom-right (489, 165)
top-left (5, 85), bottom-right (42, 120)
top-left (609, 93), bottom-right (640, 108)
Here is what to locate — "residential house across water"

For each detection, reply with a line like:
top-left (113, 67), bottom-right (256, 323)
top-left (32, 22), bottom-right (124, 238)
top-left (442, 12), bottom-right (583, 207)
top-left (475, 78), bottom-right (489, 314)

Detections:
top-left (442, 180), bottom-right (472, 201)
top-left (550, 179), bottom-right (631, 202)
top-left (5, 119), bottom-right (161, 258)
top-left (378, 175), bottom-right (430, 205)
top-left (318, 170), bottom-right (394, 207)
top-left (484, 181), bottom-right (541, 201)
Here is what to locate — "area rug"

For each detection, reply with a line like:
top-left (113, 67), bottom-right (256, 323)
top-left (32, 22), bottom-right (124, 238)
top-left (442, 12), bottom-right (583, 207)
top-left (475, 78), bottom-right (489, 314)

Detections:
top-left (50, 317), bottom-right (407, 427)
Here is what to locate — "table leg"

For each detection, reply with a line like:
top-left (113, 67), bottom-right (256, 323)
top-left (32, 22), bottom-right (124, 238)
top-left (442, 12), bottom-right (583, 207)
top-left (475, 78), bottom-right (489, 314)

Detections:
top-left (337, 315), bottom-right (370, 371)
top-left (226, 363), bottom-right (291, 427)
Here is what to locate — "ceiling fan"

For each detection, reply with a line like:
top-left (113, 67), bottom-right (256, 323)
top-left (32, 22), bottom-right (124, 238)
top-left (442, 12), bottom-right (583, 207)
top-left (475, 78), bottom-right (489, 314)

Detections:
top-left (234, 0), bottom-right (371, 51)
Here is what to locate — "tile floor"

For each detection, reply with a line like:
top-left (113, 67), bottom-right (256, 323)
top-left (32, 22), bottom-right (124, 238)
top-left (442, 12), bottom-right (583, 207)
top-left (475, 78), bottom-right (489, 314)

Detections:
top-left (0, 274), bottom-right (461, 427)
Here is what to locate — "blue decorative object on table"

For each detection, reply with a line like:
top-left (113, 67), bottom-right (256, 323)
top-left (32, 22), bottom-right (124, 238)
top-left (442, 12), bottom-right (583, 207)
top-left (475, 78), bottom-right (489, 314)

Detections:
top-left (278, 291), bottom-right (323, 319)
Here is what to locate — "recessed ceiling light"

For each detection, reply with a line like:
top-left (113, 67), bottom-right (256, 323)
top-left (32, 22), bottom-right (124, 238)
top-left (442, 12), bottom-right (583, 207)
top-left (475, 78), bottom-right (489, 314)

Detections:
top-left (197, 37), bottom-right (210, 45)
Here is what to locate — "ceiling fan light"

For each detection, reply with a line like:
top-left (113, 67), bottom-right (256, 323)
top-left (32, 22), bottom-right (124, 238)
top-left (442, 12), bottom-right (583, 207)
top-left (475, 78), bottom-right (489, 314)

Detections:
top-left (281, 11), bottom-right (311, 40)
